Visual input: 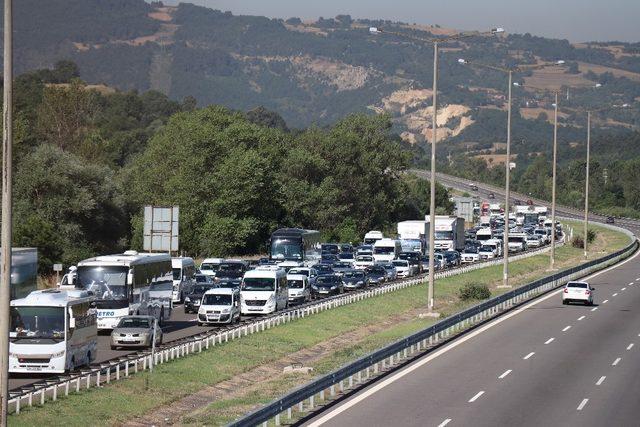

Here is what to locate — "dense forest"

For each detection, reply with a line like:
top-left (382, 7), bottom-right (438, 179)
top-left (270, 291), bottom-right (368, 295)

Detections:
top-left (9, 62), bottom-right (452, 272)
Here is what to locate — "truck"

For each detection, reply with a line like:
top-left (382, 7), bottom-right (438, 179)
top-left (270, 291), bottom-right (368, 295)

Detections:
top-left (425, 216), bottom-right (465, 252)
top-left (363, 231), bottom-right (384, 246)
top-left (397, 220), bottom-right (427, 254)
top-left (373, 238), bottom-right (402, 263)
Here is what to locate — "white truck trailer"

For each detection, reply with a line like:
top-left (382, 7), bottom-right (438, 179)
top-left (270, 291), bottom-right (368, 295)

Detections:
top-left (397, 220), bottom-right (427, 254)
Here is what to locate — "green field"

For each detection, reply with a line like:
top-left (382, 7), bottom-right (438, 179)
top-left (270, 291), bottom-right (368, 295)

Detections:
top-left (10, 220), bottom-right (631, 426)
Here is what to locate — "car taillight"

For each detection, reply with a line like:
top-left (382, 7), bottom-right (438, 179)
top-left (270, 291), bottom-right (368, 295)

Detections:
top-left (563, 288), bottom-right (568, 293)
top-left (585, 290), bottom-right (591, 295)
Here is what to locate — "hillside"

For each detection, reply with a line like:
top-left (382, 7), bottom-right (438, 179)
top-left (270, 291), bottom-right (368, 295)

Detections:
top-left (7, 0), bottom-right (640, 157)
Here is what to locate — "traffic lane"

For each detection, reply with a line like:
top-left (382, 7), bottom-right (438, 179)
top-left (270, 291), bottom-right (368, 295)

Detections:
top-left (305, 249), bottom-right (640, 427)
top-left (461, 268), bottom-right (640, 427)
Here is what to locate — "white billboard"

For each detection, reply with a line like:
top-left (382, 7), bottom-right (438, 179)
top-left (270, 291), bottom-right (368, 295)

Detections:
top-left (143, 206), bottom-right (179, 252)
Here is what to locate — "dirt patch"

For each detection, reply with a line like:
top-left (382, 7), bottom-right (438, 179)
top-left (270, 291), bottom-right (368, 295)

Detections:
top-left (524, 66), bottom-right (593, 91)
top-left (149, 7), bottom-right (174, 23)
top-left (520, 107), bottom-right (569, 123)
top-left (577, 62), bottom-right (640, 82)
top-left (124, 305), bottom-right (431, 426)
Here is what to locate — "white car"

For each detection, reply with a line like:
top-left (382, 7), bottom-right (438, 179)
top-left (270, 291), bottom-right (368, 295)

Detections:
top-left (562, 281), bottom-right (594, 306)
top-left (478, 245), bottom-right (496, 260)
top-left (392, 260), bottom-right (412, 278)
top-left (287, 274), bottom-right (311, 304)
top-left (198, 288), bottom-right (241, 325)
top-left (355, 255), bottom-right (375, 270)
top-left (461, 250), bottom-right (480, 264)
top-left (525, 234), bottom-right (542, 248)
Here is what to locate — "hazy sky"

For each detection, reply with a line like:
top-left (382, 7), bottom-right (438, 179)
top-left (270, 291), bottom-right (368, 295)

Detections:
top-left (164, 0), bottom-right (640, 42)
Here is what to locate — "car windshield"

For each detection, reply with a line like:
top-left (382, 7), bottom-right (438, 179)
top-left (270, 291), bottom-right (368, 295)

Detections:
top-left (321, 244), bottom-right (339, 254)
top-left (368, 267), bottom-right (385, 274)
top-left (435, 231), bottom-right (453, 240)
top-left (317, 276), bottom-right (336, 285)
top-left (383, 265), bottom-right (394, 270)
top-left (242, 277), bottom-right (275, 291)
top-left (288, 280), bottom-right (304, 289)
top-left (344, 272), bottom-right (364, 279)
top-left (357, 256), bottom-right (373, 262)
top-left (76, 266), bottom-right (128, 300)
top-left (203, 294), bottom-right (232, 305)
top-left (10, 306), bottom-right (65, 340)
top-left (480, 245), bottom-right (494, 252)
top-left (200, 263), bottom-right (221, 272)
top-left (118, 318), bottom-right (151, 329)
top-left (288, 269), bottom-right (309, 277)
top-left (195, 275), bottom-right (210, 283)
top-left (374, 246), bottom-right (396, 254)
top-left (218, 280), bottom-right (241, 288)
top-left (338, 253), bottom-right (354, 259)
top-left (567, 282), bottom-right (588, 288)
top-left (392, 261), bottom-right (408, 267)
top-left (191, 285), bottom-right (212, 294)
top-left (334, 262), bottom-right (351, 268)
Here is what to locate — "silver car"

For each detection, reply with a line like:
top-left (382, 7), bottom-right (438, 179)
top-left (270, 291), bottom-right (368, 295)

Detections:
top-left (110, 315), bottom-right (163, 350)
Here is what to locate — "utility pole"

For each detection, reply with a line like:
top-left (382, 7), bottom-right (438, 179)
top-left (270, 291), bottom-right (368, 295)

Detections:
top-left (427, 41), bottom-right (438, 313)
top-left (583, 111), bottom-right (591, 259)
top-left (0, 0), bottom-right (13, 423)
top-left (550, 91), bottom-right (558, 270)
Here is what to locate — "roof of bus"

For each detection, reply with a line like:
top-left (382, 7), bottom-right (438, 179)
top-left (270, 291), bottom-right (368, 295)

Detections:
top-left (77, 251), bottom-right (170, 267)
top-left (171, 257), bottom-right (195, 268)
top-left (271, 228), bottom-right (320, 238)
top-left (11, 289), bottom-right (93, 307)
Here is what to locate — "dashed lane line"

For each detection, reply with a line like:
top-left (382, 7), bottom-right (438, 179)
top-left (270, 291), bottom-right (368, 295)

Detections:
top-left (613, 357), bottom-right (622, 366)
top-left (596, 376), bottom-right (606, 386)
top-left (577, 398), bottom-right (589, 411)
top-left (545, 338), bottom-right (555, 345)
top-left (468, 391), bottom-right (485, 403)
top-left (578, 316), bottom-right (586, 321)
top-left (498, 370), bottom-right (512, 379)
top-left (563, 325), bottom-right (572, 332)
top-left (627, 343), bottom-right (634, 350)
top-left (438, 419), bottom-right (452, 427)
top-left (523, 352), bottom-right (535, 360)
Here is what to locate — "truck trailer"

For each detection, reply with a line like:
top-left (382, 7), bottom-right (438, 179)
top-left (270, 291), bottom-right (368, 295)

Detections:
top-left (425, 216), bottom-right (465, 251)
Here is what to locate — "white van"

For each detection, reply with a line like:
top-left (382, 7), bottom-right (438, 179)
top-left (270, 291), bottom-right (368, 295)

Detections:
top-left (287, 274), bottom-right (311, 304)
top-left (373, 238), bottom-right (402, 263)
top-left (197, 288), bottom-right (240, 325)
top-left (199, 258), bottom-right (224, 277)
top-left (241, 266), bottom-right (288, 315)
top-left (172, 257), bottom-right (196, 303)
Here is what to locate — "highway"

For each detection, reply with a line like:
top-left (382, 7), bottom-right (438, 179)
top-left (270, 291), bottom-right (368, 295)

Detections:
top-left (303, 174), bottom-right (640, 427)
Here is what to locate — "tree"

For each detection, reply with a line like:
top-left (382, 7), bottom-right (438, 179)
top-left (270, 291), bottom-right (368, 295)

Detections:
top-left (246, 106), bottom-right (288, 132)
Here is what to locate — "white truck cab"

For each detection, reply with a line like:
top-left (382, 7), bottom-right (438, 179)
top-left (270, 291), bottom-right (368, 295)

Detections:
top-left (172, 257), bottom-right (196, 303)
top-left (197, 288), bottom-right (240, 325)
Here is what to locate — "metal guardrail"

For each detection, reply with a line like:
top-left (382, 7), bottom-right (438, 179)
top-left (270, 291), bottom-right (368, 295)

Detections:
top-left (7, 235), bottom-right (559, 414)
top-left (230, 233), bottom-right (638, 426)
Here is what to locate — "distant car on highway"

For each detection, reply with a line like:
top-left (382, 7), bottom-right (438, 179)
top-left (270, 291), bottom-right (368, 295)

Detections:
top-left (470, 184), bottom-right (478, 191)
top-left (110, 315), bottom-right (162, 350)
top-left (342, 270), bottom-right (369, 291)
top-left (366, 265), bottom-right (387, 285)
top-left (562, 281), bottom-right (594, 306)
top-left (606, 216), bottom-right (615, 224)
top-left (378, 262), bottom-right (397, 280)
top-left (313, 274), bottom-right (344, 296)
top-left (392, 259), bottom-right (412, 278)
top-left (354, 255), bottom-right (375, 270)
top-left (332, 261), bottom-right (354, 276)
top-left (311, 264), bottom-right (334, 276)
top-left (198, 288), bottom-right (241, 325)
top-left (488, 192), bottom-right (495, 199)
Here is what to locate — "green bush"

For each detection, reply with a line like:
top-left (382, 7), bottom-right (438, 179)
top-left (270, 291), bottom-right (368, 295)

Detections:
top-left (458, 282), bottom-right (491, 301)
top-left (587, 229), bottom-right (597, 244)
top-left (572, 236), bottom-right (585, 248)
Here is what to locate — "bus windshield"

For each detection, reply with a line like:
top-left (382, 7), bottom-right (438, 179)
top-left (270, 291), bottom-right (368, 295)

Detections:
top-left (242, 277), bottom-right (275, 291)
top-left (373, 246), bottom-right (396, 254)
top-left (76, 266), bottom-right (128, 300)
top-left (10, 306), bottom-right (65, 341)
top-left (271, 238), bottom-right (302, 260)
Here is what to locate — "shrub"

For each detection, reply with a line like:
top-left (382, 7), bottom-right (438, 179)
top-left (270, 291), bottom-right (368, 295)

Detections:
top-left (586, 229), bottom-right (597, 244)
top-left (572, 236), bottom-right (584, 248)
top-left (458, 282), bottom-right (491, 301)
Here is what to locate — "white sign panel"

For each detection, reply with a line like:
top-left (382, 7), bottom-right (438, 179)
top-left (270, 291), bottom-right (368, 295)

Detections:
top-left (143, 206), bottom-right (179, 252)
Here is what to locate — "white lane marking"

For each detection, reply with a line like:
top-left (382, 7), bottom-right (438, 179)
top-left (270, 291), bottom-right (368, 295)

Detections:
top-left (523, 352), bottom-right (535, 360)
top-left (622, 287), bottom-right (627, 291)
top-left (306, 249), bottom-right (640, 426)
top-left (613, 357), bottom-right (622, 366)
top-left (499, 369), bottom-right (512, 379)
top-left (468, 391), bottom-right (485, 403)
top-left (596, 376), bottom-right (606, 386)
top-left (627, 343), bottom-right (634, 350)
top-left (613, 293), bottom-right (618, 297)
top-left (578, 315), bottom-right (586, 321)
top-left (577, 398), bottom-right (589, 411)
top-left (591, 307), bottom-right (598, 312)
top-left (563, 325), bottom-right (572, 332)
top-left (636, 278), bottom-right (640, 281)
top-left (438, 419), bottom-right (452, 427)
top-left (545, 337), bottom-right (555, 345)
top-left (629, 282), bottom-right (634, 286)
top-left (603, 299), bottom-right (609, 304)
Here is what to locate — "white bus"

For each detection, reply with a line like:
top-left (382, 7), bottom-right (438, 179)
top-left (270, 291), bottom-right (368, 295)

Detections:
top-left (172, 257), bottom-right (196, 303)
top-left (72, 251), bottom-right (173, 330)
top-left (373, 238), bottom-right (402, 263)
top-left (241, 266), bottom-right (288, 315)
top-left (9, 289), bottom-right (97, 373)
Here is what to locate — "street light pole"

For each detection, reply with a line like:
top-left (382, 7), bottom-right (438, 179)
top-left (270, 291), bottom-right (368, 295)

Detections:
top-left (550, 91), bottom-right (559, 270)
top-left (0, 0), bottom-right (13, 423)
top-left (427, 41), bottom-right (438, 312)
top-left (503, 70), bottom-right (512, 287)
top-left (583, 111), bottom-right (591, 259)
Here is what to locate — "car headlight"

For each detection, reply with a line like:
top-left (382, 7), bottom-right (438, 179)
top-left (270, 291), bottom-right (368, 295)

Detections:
top-left (185, 297), bottom-right (191, 302)
top-left (311, 285), bottom-right (318, 290)
top-left (51, 350), bottom-right (65, 358)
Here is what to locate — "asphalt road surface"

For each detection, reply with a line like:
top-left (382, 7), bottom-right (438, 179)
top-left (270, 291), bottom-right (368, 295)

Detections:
top-left (304, 174), bottom-right (640, 427)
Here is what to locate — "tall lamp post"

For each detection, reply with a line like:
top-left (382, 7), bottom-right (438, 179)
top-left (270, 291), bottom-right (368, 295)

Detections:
top-left (370, 26), bottom-right (504, 312)
top-left (0, 0), bottom-right (12, 424)
top-left (457, 59), bottom-right (565, 287)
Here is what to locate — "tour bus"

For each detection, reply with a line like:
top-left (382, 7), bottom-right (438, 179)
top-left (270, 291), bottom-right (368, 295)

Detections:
top-left (171, 257), bottom-right (196, 303)
top-left (9, 289), bottom-right (97, 373)
top-left (269, 228), bottom-right (322, 266)
top-left (373, 238), bottom-right (402, 263)
top-left (72, 251), bottom-right (173, 330)
top-left (240, 266), bottom-right (288, 315)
